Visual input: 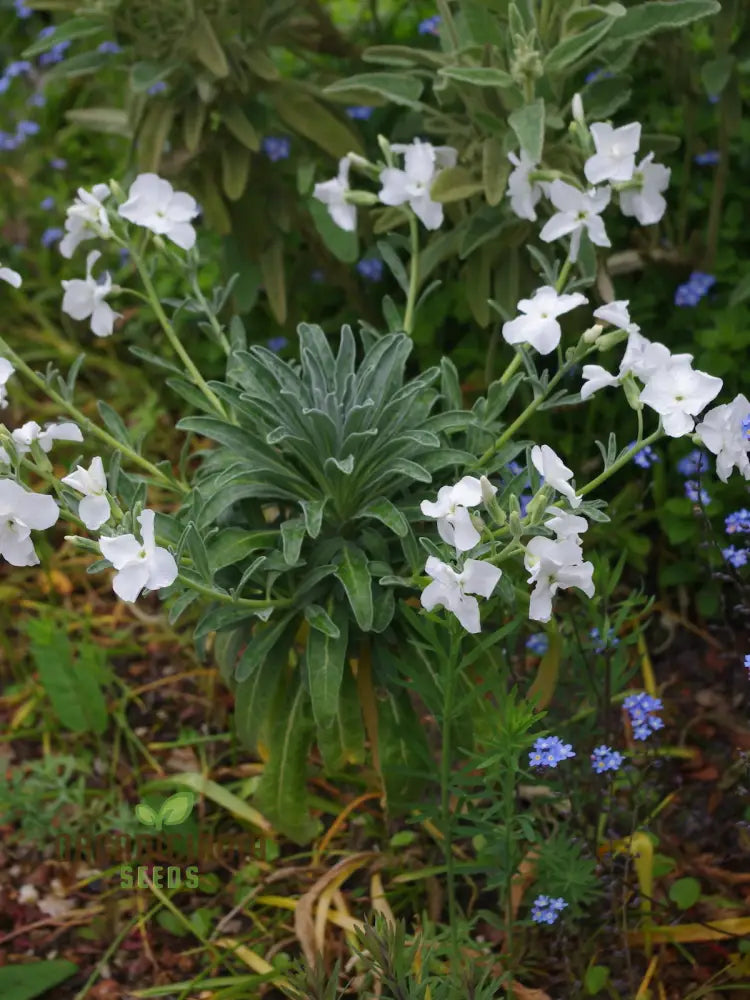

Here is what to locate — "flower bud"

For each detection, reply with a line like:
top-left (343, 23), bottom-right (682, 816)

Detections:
top-left (108, 179), bottom-right (125, 200)
top-left (525, 489), bottom-right (548, 523)
top-left (480, 476), bottom-right (506, 526)
top-left (346, 152), bottom-right (370, 171)
top-left (596, 328), bottom-right (629, 352)
top-left (572, 92), bottom-right (585, 127)
top-left (509, 509), bottom-right (522, 538)
top-left (582, 323), bottom-right (604, 344)
top-left (621, 373), bottom-right (643, 412)
top-left (345, 190), bottom-right (379, 206)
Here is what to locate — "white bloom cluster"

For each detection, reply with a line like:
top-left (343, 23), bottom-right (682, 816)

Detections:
top-left (525, 508), bottom-right (594, 622)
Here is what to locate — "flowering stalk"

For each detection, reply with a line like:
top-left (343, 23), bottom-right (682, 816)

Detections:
top-left (578, 427), bottom-right (663, 497)
top-left (403, 213), bottom-right (420, 335)
top-left (0, 337), bottom-right (188, 494)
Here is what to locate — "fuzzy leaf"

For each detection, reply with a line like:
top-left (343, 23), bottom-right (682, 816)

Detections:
top-left (508, 98), bottom-right (546, 163)
top-left (333, 543), bottom-right (374, 631)
top-left (307, 602), bottom-right (349, 728)
top-left (438, 65), bottom-right (513, 87)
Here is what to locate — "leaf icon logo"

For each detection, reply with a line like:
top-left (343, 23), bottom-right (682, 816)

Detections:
top-left (135, 792), bottom-right (195, 831)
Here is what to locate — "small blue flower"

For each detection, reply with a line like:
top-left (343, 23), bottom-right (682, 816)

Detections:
top-left (629, 441), bottom-right (658, 469)
top-left (37, 26), bottom-right (57, 39)
top-left (529, 736), bottom-right (575, 769)
top-left (526, 634), bottom-right (549, 656)
top-left (97, 41), bottom-right (122, 55)
top-left (725, 509), bottom-right (750, 535)
top-left (39, 41), bottom-right (71, 67)
top-left (742, 414), bottom-right (750, 440)
top-left (590, 627), bottom-right (619, 654)
top-left (267, 336), bottom-right (288, 353)
top-left (676, 449), bottom-right (708, 477)
top-left (118, 247), bottom-right (130, 267)
top-left (356, 257), bottom-right (383, 282)
top-left (689, 271), bottom-right (716, 293)
top-left (262, 136), bottom-right (291, 162)
top-left (50, 157), bottom-right (67, 170)
top-left (674, 283), bottom-right (701, 307)
top-left (519, 492), bottom-right (532, 518)
top-left (694, 151), bottom-right (720, 166)
top-left (584, 68), bottom-right (614, 84)
top-left (744, 654), bottom-right (750, 673)
top-left (0, 77), bottom-right (10, 95)
top-left (506, 460), bottom-right (523, 477)
top-left (14, 0), bottom-right (32, 17)
top-left (722, 545), bottom-right (749, 569)
top-left (684, 480), bottom-right (710, 504)
top-left (623, 692), bottom-right (663, 740)
top-left (708, 93), bottom-right (720, 104)
top-left (27, 93), bottom-right (46, 108)
top-left (531, 895), bottom-right (567, 925)
top-left (0, 131), bottom-right (20, 151)
top-left (16, 120), bottom-right (40, 138)
top-left (591, 745), bottom-right (624, 773)
top-left (41, 226), bottom-right (63, 248)
top-left (346, 106), bottom-right (374, 120)
top-left (418, 14), bottom-right (441, 35)
top-left (6, 60), bottom-right (32, 78)
top-left (147, 81), bottom-right (167, 96)
top-left (310, 268), bottom-right (325, 283)
top-left (39, 196), bottom-right (55, 211)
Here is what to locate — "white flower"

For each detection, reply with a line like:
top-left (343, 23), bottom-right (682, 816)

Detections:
top-left (619, 152), bottom-right (670, 226)
top-left (420, 555), bottom-right (502, 634)
top-left (620, 331), bottom-right (691, 383)
top-left (0, 263), bottom-right (22, 287)
top-left (539, 180), bottom-right (611, 261)
top-left (580, 364), bottom-right (620, 401)
top-left (531, 444), bottom-right (582, 508)
top-left (420, 475), bottom-right (484, 552)
top-left (502, 285), bottom-right (588, 355)
top-left (695, 393), bottom-right (750, 482)
top-left (0, 478), bottom-right (59, 566)
top-left (378, 139), bottom-right (458, 230)
top-left (639, 359), bottom-right (723, 437)
top-left (0, 357), bottom-right (15, 408)
top-left (544, 507), bottom-right (589, 542)
top-left (99, 508), bottom-right (178, 603)
top-left (61, 456), bottom-right (111, 529)
top-left (61, 250), bottom-right (121, 338)
top-left (313, 157), bottom-right (357, 232)
top-left (584, 122), bottom-right (641, 185)
top-left (524, 535), bottom-right (594, 622)
top-left (59, 183), bottom-right (111, 259)
top-left (507, 149), bottom-right (544, 221)
top-left (12, 420), bottom-right (83, 455)
top-left (118, 173), bottom-right (199, 250)
top-left (592, 299), bottom-right (639, 334)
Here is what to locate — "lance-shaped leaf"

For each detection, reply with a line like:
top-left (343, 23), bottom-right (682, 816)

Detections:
top-left (235, 632), bottom-right (291, 753)
top-left (317, 662), bottom-right (365, 770)
top-left (508, 99), bottom-right (546, 163)
top-left (299, 498), bottom-right (328, 538)
top-left (438, 66), bottom-right (513, 87)
top-left (304, 603), bottom-right (341, 639)
top-left (280, 517), bottom-right (306, 565)
top-left (333, 543), bottom-right (374, 630)
top-left (604, 0), bottom-right (720, 43)
top-left (323, 72), bottom-right (424, 108)
top-left (235, 614), bottom-right (295, 682)
top-left (306, 602), bottom-right (349, 729)
top-left (355, 497), bottom-right (409, 537)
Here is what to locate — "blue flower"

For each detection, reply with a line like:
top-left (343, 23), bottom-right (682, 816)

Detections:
top-left (694, 151), bottom-right (720, 166)
top-left (418, 14), bottom-right (441, 35)
top-left (14, 0), bottom-right (32, 17)
top-left (591, 745), bottom-right (624, 773)
top-left (37, 26), bottom-right (57, 39)
top-left (262, 136), bottom-right (291, 162)
top-left (526, 634), bottom-right (549, 656)
top-left (118, 247), bottom-right (130, 267)
top-left (629, 441), bottom-right (658, 469)
top-left (267, 336), bottom-right (288, 353)
top-left (6, 60), bottom-right (32, 78)
top-left (708, 93), bottom-right (720, 104)
top-left (39, 196), bottom-right (55, 211)
top-left (528, 736), bottom-right (575, 769)
top-left (623, 692), bottom-right (663, 740)
top-left (310, 268), bottom-right (325, 283)
top-left (725, 509), bottom-right (750, 535)
top-left (690, 271), bottom-right (716, 293)
top-left (0, 132), bottom-right (20, 151)
top-left (722, 545), bottom-right (749, 569)
top-left (590, 627), bottom-right (619, 654)
top-left (674, 271), bottom-right (716, 307)
top-left (27, 93), bottom-right (46, 108)
top-left (674, 283), bottom-right (701, 307)
top-left (506, 460), bottom-right (523, 477)
top-left (50, 157), bottom-right (67, 170)
top-left (742, 414), bottom-right (750, 440)
top-left (39, 41), bottom-right (71, 66)
top-left (346, 106), bottom-right (373, 120)
top-left (531, 895), bottom-right (567, 925)
top-left (684, 480), bottom-right (710, 504)
top-left (97, 41), bottom-right (122, 55)
top-left (356, 257), bottom-right (383, 282)
top-left (676, 449), bottom-right (708, 477)
top-left (16, 120), bottom-right (40, 138)
top-left (519, 492), bottom-right (532, 518)
top-left (744, 654), bottom-right (750, 672)
top-left (41, 227), bottom-right (63, 248)
top-left (584, 68), bottom-right (614, 84)
top-left (0, 77), bottom-right (10, 95)
top-left (147, 81), bottom-right (167, 96)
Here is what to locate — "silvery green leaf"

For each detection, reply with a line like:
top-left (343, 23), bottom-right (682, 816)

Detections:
top-left (299, 498), bottom-right (327, 538)
top-left (280, 517), bottom-right (306, 565)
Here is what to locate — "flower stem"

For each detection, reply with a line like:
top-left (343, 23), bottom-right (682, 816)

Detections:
top-left (403, 213), bottom-right (420, 335)
top-left (555, 256), bottom-right (573, 292)
top-left (0, 341), bottom-right (188, 494)
top-left (177, 574), bottom-right (293, 609)
top-left (441, 625), bottom-right (462, 974)
top-left (129, 247), bottom-right (229, 420)
top-left (499, 350), bottom-right (523, 387)
top-left (578, 426), bottom-right (663, 497)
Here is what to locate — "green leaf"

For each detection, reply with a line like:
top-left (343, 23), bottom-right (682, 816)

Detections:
top-left (185, 522), bottom-right (212, 582)
top-left (41, 49), bottom-right (108, 82)
top-left (701, 55), bottom-right (735, 96)
top-left (317, 660), bottom-right (364, 770)
top-left (482, 137), bottom-right (510, 207)
top-left (300, 498), bottom-right (328, 538)
top-left (304, 603), bottom-right (340, 639)
top-left (23, 16), bottom-right (105, 56)
top-left (640, 132), bottom-right (681, 156)
top-left (438, 66), bottom-right (513, 87)
top-left (323, 72), bottom-right (424, 109)
top-left (159, 791), bottom-right (195, 827)
top-left (207, 528), bottom-right (277, 572)
top-left (355, 497), bottom-right (408, 537)
top-left (280, 517), bottom-right (306, 565)
top-left (333, 543), bottom-right (374, 631)
top-left (183, 99), bottom-right (208, 153)
top-left (729, 270), bottom-right (750, 307)
top-left (584, 965), bottom-right (610, 994)
top-left (130, 61), bottom-right (171, 94)
top-left (0, 960), bottom-right (79, 999)
top-left (376, 240), bottom-right (409, 295)
top-left (259, 239), bottom-right (286, 325)
top-left (362, 44), bottom-right (447, 67)
top-left (430, 167), bottom-right (483, 204)
top-left (27, 617), bottom-right (108, 735)
top-left (544, 11), bottom-right (623, 73)
top-left (273, 89), bottom-right (364, 158)
top-left (221, 140), bottom-right (251, 201)
top-left (235, 614), bottom-right (294, 682)
top-left (307, 602), bottom-right (349, 729)
top-left (255, 683), bottom-right (318, 843)
top-left (142, 772), bottom-right (271, 833)
top-left (669, 876), bottom-right (702, 910)
top-left (190, 8), bottom-right (230, 78)
top-left (135, 803), bottom-right (158, 827)
top-left (65, 107), bottom-right (131, 136)
top-left (194, 604), bottom-right (255, 641)
top-left (508, 98), bottom-right (545, 162)
top-left (308, 197), bottom-right (359, 263)
top-left (604, 0), bottom-right (720, 44)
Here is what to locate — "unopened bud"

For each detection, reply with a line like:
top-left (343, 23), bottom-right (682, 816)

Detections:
top-left (480, 476), bottom-right (506, 526)
top-left (108, 179), bottom-right (125, 200)
top-left (509, 509), bottom-right (522, 538)
top-left (571, 92), bottom-right (585, 127)
top-left (525, 489), bottom-right (548, 523)
top-left (582, 323), bottom-right (604, 344)
top-left (346, 152), bottom-right (370, 170)
top-left (345, 190), bottom-right (379, 206)
top-left (622, 373), bottom-right (643, 412)
top-left (596, 328), bottom-right (629, 352)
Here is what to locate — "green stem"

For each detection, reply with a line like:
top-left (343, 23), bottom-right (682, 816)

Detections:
top-left (441, 625), bottom-right (461, 974)
top-left (578, 425), bottom-right (663, 498)
top-left (0, 341), bottom-right (188, 494)
top-left (190, 276), bottom-right (231, 356)
top-left (403, 213), bottom-right (420, 335)
top-left (436, 0), bottom-right (460, 48)
top-left (177, 574), bottom-right (293, 610)
top-left (502, 752), bottom-right (517, 996)
top-left (129, 247), bottom-right (229, 420)
top-left (499, 350), bottom-right (523, 387)
top-left (555, 256), bottom-right (573, 292)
